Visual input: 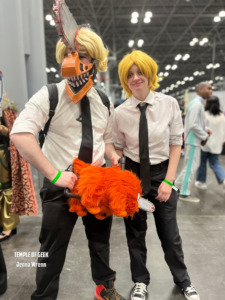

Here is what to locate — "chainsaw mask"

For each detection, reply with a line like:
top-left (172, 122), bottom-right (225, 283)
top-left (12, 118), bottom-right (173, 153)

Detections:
top-left (61, 52), bottom-right (97, 103)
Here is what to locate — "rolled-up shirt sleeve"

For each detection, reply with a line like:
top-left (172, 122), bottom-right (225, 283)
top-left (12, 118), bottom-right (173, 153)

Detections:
top-left (10, 86), bottom-right (49, 136)
top-left (103, 100), bottom-right (114, 144)
top-left (169, 99), bottom-right (184, 146)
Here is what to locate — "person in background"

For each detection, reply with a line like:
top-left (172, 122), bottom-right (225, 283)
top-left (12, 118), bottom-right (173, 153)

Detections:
top-left (0, 92), bottom-right (19, 241)
top-left (113, 50), bottom-right (200, 300)
top-left (195, 95), bottom-right (225, 193)
top-left (10, 25), bottom-right (124, 300)
top-left (176, 81), bottom-right (212, 202)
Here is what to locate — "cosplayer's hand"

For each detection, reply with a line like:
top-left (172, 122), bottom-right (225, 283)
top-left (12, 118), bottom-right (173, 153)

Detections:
top-left (110, 153), bottom-right (122, 166)
top-left (53, 171), bottom-right (77, 190)
top-left (155, 181), bottom-right (172, 202)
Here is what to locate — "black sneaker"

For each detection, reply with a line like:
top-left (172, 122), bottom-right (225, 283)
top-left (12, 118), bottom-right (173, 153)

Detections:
top-left (94, 284), bottom-right (126, 300)
top-left (131, 282), bottom-right (147, 300)
top-left (182, 284), bottom-right (200, 300)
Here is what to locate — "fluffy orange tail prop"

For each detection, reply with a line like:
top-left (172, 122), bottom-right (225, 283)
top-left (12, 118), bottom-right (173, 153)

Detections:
top-left (69, 158), bottom-right (142, 219)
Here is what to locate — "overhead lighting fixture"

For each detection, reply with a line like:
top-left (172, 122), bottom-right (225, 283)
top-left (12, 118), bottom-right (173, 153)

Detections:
top-left (131, 12), bottom-right (139, 18)
top-left (45, 14), bottom-right (52, 21)
top-left (214, 16), bottom-right (221, 22)
top-left (128, 40), bottom-right (134, 48)
top-left (189, 37), bottom-right (199, 46)
top-left (182, 54), bottom-right (190, 61)
top-left (50, 20), bottom-right (55, 26)
top-left (131, 18), bottom-right (138, 24)
top-left (45, 67), bottom-right (50, 73)
top-left (165, 65), bottom-right (171, 70)
top-left (219, 10), bottom-right (225, 17)
top-left (145, 11), bottom-right (153, 18)
top-left (199, 37), bottom-right (208, 46)
top-left (143, 17), bottom-right (151, 23)
top-left (50, 67), bottom-right (57, 72)
top-left (171, 64), bottom-right (178, 70)
top-left (55, 74), bottom-right (59, 78)
top-left (174, 54), bottom-right (182, 61)
top-left (137, 39), bottom-right (144, 47)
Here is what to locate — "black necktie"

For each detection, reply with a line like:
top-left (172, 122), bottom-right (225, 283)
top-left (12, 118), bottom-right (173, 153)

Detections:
top-left (78, 95), bottom-right (93, 163)
top-left (138, 103), bottom-right (151, 195)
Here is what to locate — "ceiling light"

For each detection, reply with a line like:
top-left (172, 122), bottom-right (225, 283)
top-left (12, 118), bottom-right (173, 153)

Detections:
top-left (189, 77), bottom-right (194, 81)
top-left (50, 20), bottom-right (55, 26)
top-left (137, 39), bottom-right (144, 47)
top-left (182, 54), bottom-right (190, 61)
top-left (128, 40), bottom-right (134, 47)
top-left (143, 17), bottom-right (151, 23)
top-left (158, 72), bottom-right (164, 77)
top-left (193, 71), bottom-right (199, 76)
top-left (131, 18), bottom-right (138, 24)
top-left (219, 10), bottom-right (225, 17)
top-left (213, 16), bottom-right (221, 22)
top-left (45, 67), bottom-right (50, 73)
top-left (193, 37), bottom-right (199, 43)
top-left (145, 11), bottom-right (153, 18)
top-left (202, 37), bottom-right (209, 43)
top-left (55, 74), bottom-right (59, 78)
top-left (45, 14), bottom-right (52, 21)
top-left (175, 54), bottom-right (182, 61)
top-left (206, 63), bottom-right (213, 69)
top-left (189, 41), bottom-right (195, 46)
top-left (214, 63), bottom-right (220, 68)
top-left (165, 65), bottom-right (171, 70)
top-left (171, 64), bottom-right (177, 70)
top-left (50, 67), bottom-right (57, 72)
top-left (184, 77), bottom-right (189, 81)
top-left (164, 72), bottom-right (169, 77)
top-left (131, 12), bottom-right (139, 18)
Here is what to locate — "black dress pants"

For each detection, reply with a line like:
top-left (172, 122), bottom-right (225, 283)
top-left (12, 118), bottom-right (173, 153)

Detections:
top-left (124, 157), bottom-right (191, 289)
top-left (31, 178), bottom-right (116, 300)
top-left (0, 244), bottom-right (7, 295)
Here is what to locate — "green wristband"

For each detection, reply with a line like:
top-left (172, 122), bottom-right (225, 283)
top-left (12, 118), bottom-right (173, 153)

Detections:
top-left (51, 170), bottom-right (61, 184)
top-left (163, 179), bottom-right (173, 187)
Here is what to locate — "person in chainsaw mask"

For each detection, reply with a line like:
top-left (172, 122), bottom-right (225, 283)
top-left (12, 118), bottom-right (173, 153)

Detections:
top-left (10, 24), bottom-right (125, 300)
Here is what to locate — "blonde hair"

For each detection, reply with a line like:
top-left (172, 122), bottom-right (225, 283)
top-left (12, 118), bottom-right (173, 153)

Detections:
top-left (118, 50), bottom-right (159, 98)
top-left (56, 27), bottom-right (108, 72)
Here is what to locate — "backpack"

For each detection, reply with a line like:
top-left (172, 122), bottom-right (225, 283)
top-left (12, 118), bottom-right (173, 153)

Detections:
top-left (39, 83), bottom-right (110, 148)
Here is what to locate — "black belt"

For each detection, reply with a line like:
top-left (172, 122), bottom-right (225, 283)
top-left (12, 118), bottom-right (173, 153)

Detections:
top-left (125, 156), bottom-right (169, 171)
top-left (0, 181), bottom-right (12, 190)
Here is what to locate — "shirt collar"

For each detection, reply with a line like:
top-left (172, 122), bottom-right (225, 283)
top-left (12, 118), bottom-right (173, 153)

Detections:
top-left (131, 91), bottom-right (156, 107)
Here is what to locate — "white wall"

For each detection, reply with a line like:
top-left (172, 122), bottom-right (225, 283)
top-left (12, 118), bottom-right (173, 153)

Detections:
top-left (0, 0), bottom-right (47, 111)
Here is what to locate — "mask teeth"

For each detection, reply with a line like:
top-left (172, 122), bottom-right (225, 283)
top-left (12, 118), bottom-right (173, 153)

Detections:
top-left (79, 80), bottom-right (82, 85)
top-left (76, 81), bottom-right (80, 87)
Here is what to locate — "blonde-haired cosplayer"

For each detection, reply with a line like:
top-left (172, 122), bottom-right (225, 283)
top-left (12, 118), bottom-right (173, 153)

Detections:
top-left (118, 50), bottom-right (159, 98)
top-left (56, 26), bottom-right (109, 103)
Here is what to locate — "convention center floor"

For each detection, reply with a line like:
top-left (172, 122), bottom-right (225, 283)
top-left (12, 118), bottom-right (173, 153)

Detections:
top-left (1, 156), bottom-right (225, 300)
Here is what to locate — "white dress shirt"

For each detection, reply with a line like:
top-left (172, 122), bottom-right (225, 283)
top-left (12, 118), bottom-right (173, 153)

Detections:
top-left (113, 91), bottom-right (183, 165)
top-left (11, 80), bottom-right (114, 170)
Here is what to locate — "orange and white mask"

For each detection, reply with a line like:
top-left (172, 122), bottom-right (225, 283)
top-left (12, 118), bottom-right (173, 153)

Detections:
top-left (61, 52), bottom-right (97, 103)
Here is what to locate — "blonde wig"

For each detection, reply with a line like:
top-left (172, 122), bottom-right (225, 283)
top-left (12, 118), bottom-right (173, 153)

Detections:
top-left (56, 27), bottom-right (108, 72)
top-left (118, 50), bottom-right (160, 98)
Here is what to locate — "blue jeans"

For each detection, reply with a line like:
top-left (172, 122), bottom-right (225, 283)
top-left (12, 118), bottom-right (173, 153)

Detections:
top-left (196, 150), bottom-right (225, 184)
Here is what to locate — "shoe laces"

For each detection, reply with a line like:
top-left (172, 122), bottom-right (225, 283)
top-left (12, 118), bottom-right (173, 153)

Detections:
top-left (185, 284), bottom-right (197, 295)
top-left (107, 286), bottom-right (123, 300)
top-left (133, 283), bottom-right (147, 296)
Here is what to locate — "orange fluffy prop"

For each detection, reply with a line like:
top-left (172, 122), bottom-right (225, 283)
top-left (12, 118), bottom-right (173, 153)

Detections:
top-left (69, 158), bottom-right (142, 220)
